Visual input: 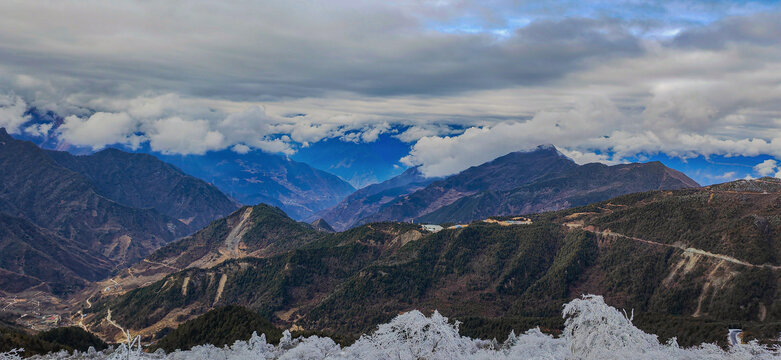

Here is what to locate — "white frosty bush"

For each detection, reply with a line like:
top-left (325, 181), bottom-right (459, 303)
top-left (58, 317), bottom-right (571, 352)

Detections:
top-left (17, 295), bottom-right (781, 359)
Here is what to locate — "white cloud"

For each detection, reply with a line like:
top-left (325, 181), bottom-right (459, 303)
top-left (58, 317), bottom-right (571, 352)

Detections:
top-left (148, 117), bottom-right (224, 155)
top-left (217, 106), bottom-right (275, 145)
top-left (0, 2), bottom-right (780, 172)
top-left (0, 94), bottom-right (31, 134)
top-left (557, 149), bottom-right (621, 165)
top-left (288, 122), bottom-right (342, 145)
top-left (395, 125), bottom-right (460, 143)
top-left (338, 123), bottom-right (392, 144)
top-left (58, 112), bottom-right (141, 150)
top-left (360, 123), bottom-right (391, 143)
top-left (231, 143), bottom-right (251, 154)
top-left (24, 122), bottom-right (53, 137)
top-left (713, 171), bottom-right (737, 180)
top-left (252, 138), bottom-right (296, 155)
top-left (401, 97), bottom-right (624, 177)
top-left (754, 159), bottom-right (778, 176)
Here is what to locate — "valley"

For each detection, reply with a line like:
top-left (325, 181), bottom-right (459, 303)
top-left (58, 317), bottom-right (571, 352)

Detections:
top-left (2, 130), bottom-right (781, 355)
top-left (28, 178), bottom-right (776, 349)
top-left (3, 3), bottom-right (781, 357)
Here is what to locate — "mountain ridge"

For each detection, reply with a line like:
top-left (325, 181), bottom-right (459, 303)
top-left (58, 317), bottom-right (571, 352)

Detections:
top-left (74, 179), bottom-right (777, 347)
top-left (44, 147), bottom-right (240, 229)
top-left (13, 112), bottom-right (357, 221)
top-left (159, 150), bottom-right (356, 220)
top-left (359, 146), bottom-right (698, 225)
top-left (417, 160), bottom-right (699, 224)
top-left (84, 178), bottom-right (781, 347)
top-left (0, 128), bottom-right (239, 294)
top-left (312, 165), bottom-right (439, 231)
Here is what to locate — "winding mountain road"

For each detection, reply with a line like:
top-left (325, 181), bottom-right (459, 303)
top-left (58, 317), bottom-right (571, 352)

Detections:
top-left (575, 226), bottom-right (779, 270)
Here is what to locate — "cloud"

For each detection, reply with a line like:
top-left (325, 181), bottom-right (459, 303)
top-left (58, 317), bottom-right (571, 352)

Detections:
top-left (558, 149), bottom-right (621, 165)
top-left (24, 122), bottom-right (53, 137)
top-left (0, 2), bottom-right (647, 104)
top-left (398, 11), bottom-right (781, 177)
top-left (673, 12), bottom-right (781, 50)
top-left (339, 123), bottom-right (392, 143)
top-left (401, 96), bottom-right (624, 176)
top-left (47, 97), bottom-right (335, 155)
top-left (0, 94), bottom-right (31, 134)
top-left (713, 171), bottom-right (737, 180)
top-left (395, 125), bottom-right (461, 143)
top-left (752, 158), bottom-right (781, 179)
top-left (148, 117), bottom-right (224, 155)
top-left (58, 112), bottom-right (141, 150)
top-left (231, 144), bottom-right (251, 154)
top-left (754, 159), bottom-right (778, 176)
top-left (0, 1), bottom-right (780, 174)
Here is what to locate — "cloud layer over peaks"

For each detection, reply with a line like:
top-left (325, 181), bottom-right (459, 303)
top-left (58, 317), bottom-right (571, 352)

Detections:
top-left (0, 1), bottom-right (781, 179)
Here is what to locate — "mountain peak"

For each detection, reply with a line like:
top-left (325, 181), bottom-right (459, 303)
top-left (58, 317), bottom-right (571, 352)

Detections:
top-left (495, 145), bottom-right (574, 167)
top-left (160, 149), bottom-right (355, 220)
top-left (249, 203), bottom-right (291, 218)
top-left (94, 147), bottom-right (127, 156)
top-left (500, 144), bottom-right (565, 159)
top-left (533, 144), bottom-right (572, 159)
top-left (401, 165), bottom-right (423, 176)
top-left (311, 218), bottom-right (335, 232)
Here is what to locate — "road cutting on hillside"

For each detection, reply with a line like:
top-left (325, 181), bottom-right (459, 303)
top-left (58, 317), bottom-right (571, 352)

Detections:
top-left (568, 224), bottom-right (780, 270)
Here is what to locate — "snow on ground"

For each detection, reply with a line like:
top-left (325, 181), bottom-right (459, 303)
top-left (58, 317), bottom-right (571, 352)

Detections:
top-left (6, 295), bottom-right (780, 360)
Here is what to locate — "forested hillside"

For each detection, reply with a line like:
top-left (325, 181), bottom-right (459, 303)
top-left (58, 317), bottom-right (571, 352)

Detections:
top-left (84, 178), bottom-right (781, 347)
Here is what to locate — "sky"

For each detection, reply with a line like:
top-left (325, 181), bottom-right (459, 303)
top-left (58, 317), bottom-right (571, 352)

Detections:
top-left (2, 0), bottom-right (781, 186)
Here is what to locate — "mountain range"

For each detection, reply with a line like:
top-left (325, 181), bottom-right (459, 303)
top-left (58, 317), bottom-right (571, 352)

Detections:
top-left (312, 165), bottom-right (438, 230)
top-left (320, 145), bottom-right (699, 229)
top-left (83, 178), bottom-right (781, 347)
top-left (16, 110), bottom-right (357, 221)
top-left (159, 151), bottom-right (355, 220)
top-left (6, 126), bottom-right (777, 349)
top-left (0, 130), bottom-right (699, 297)
top-left (0, 128), bottom-right (238, 295)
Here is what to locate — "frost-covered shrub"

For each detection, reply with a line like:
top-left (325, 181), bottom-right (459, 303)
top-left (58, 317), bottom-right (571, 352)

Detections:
top-left (12, 295), bottom-right (781, 359)
top-left (0, 349), bottom-right (22, 360)
top-left (562, 295), bottom-right (781, 360)
top-left (343, 310), bottom-right (486, 359)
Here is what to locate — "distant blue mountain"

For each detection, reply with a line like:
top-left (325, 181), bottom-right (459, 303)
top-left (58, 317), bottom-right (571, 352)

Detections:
top-left (15, 109), bottom-right (356, 220)
top-left (291, 135), bottom-right (412, 188)
top-left (312, 165), bottom-right (439, 230)
top-left (159, 150), bottom-right (355, 220)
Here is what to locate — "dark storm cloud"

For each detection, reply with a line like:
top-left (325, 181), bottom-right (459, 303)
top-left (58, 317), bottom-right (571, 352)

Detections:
top-left (0, 11), bottom-right (642, 100)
